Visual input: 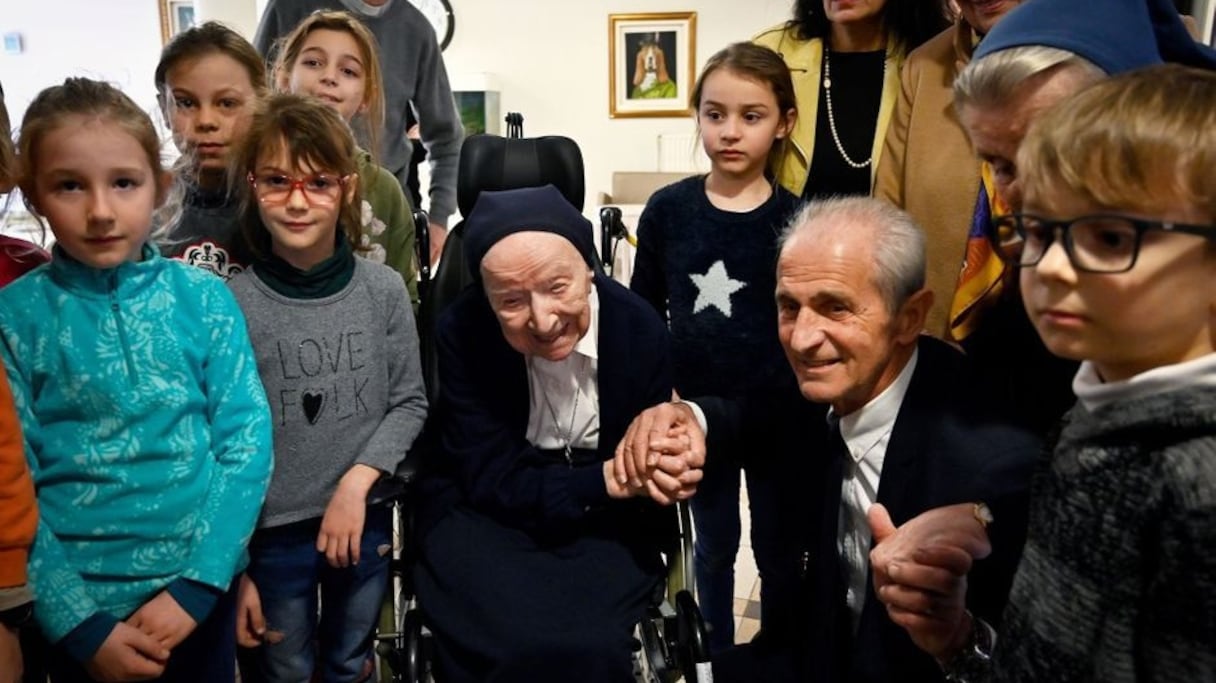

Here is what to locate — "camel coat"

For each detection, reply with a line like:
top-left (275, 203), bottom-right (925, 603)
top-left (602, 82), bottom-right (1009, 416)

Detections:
top-left (875, 20), bottom-right (981, 337)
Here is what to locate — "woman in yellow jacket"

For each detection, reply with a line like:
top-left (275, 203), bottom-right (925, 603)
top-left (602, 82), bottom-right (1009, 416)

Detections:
top-left (754, 0), bottom-right (947, 200)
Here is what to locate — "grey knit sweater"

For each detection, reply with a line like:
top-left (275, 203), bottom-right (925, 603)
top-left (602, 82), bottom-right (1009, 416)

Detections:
top-left (991, 386), bottom-right (1216, 682)
top-left (228, 259), bottom-right (428, 528)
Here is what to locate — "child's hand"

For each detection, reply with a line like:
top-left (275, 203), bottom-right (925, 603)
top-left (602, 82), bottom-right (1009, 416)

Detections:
top-left (235, 574), bottom-right (267, 648)
top-left (85, 622), bottom-right (169, 682)
top-left (126, 591), bottom-right (197, 650)
top-left (317, 464), bottom-right (380, 568)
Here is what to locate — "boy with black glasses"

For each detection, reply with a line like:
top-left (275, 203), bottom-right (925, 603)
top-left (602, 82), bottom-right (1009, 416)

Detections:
top-left (868, 63), bottom-right (1216, 682)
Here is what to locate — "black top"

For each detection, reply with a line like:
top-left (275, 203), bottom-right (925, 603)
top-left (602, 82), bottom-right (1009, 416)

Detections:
top-left (631, 175), bottom-right (802, 398)
top-left (805, 49), bottom-right (886, 200)
top-left (418, 274), bottom-right (673, 547)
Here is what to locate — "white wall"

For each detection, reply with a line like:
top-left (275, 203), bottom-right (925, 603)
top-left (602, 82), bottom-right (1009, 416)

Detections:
top-left (0, 0), bottom-right (791, 212)
top-left (1193, 0), bottom-right (1216, 44)
top-left (440, 0), bottom-right (791, 203)
top-left (1, 1), bottom-right (166, 132)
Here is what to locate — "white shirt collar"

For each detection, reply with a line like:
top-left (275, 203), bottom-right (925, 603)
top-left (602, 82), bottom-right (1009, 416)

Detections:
top-left (837, 347), bottom-right (919, 463)
top-left (1073, 352), bottom-right (1216, 413)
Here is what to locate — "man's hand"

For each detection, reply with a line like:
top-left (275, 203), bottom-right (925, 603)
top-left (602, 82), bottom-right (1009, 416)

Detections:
top-left (0, 626), bottom-right (22, 683)
top-left (318, 464), bottom-right (381, 568)
top-left (126, 591), bottom-right (197, 650)
top-left (868, 503), bottom-right (987, 660)
top-left (235, 574), bottom-right (267, 649)
top-left (85, 622), bottom-right (169, 682)
top-left (428, 222), bottom-right (448, 267)
top-left (613, 401), bottom-right (705, 490)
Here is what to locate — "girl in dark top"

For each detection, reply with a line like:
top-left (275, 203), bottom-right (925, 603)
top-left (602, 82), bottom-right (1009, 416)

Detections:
top-left (155, 22), bottom-right (267, 279)
top-left (631, 42), bottom-right (801, 652)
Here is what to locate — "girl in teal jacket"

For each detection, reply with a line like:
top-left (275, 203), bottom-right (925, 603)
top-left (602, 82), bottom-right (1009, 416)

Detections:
top-left (0, 78), bottom-right (273, 683)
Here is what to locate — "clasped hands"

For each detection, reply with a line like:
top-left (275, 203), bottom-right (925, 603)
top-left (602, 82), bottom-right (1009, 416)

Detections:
top-left (606, 400), bottom-right (705, 505)
top-left (84, 590), bottom-right (193, 682)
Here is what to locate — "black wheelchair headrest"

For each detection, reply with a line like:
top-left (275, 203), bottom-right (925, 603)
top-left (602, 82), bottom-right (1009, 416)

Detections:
top-left (456, 134), bottom-right (585, 217)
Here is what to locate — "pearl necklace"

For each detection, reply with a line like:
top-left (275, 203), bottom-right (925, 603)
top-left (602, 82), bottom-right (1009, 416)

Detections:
top-left (822, 47), bottom-right (885, 169)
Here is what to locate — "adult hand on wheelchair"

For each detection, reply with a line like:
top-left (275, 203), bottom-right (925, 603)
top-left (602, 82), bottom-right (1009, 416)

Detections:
top-left (868, 503), bottom-right (985, 661)
top-left (613, 400), bottom-right (705, 491)
top-left (85, 621), bottom-right (169, 682)
top-left (126, 590), bottom-right (197, 650)
top-left (318, 464), bottom-right (381, 568)
top-left (236, 574), bottom-right (268, 648)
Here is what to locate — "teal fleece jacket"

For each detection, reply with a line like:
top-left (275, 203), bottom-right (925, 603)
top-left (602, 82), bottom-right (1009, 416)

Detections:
top-left (0, 245), bottom-right (273, 658)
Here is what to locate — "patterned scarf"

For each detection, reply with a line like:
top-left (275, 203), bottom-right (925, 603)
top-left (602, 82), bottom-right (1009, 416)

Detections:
top-left (948, 162), bottom-right (1010, 341)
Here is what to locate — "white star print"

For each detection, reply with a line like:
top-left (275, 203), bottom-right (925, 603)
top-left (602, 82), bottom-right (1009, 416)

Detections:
top-left (689, 260), bottom-right (746, 317)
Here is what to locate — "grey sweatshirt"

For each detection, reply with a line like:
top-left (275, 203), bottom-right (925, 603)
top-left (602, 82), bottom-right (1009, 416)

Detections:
top-left (254, 0), bottom-right (465, 226)
top-left (228, 259), bottom-right (428, 528)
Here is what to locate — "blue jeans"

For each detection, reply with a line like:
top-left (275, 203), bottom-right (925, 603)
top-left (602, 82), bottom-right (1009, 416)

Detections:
top-left (691, 459), bottom-right (743, 653)
top-left (239, 506), bottom-right (392, 683)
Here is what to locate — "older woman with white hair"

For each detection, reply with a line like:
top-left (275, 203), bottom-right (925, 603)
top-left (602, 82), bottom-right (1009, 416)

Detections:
top-left (412, 184), bottom-right (702, 683)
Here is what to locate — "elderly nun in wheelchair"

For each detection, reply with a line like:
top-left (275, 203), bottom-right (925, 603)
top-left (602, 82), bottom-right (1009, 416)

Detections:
top-left (413, 184), bottom-right (703, 682)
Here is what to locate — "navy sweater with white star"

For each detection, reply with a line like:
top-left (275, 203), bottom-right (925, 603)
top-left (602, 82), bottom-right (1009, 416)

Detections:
top-left (631, 175), bottom-right (800, 398)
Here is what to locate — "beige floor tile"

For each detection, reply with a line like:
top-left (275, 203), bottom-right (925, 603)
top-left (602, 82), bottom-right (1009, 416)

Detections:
top-left (732, 597), bottom-right (748, 617)
top-left (733, 554), bottom-right (759, 600)
top-left (735, 617), bottom-right (761, 644)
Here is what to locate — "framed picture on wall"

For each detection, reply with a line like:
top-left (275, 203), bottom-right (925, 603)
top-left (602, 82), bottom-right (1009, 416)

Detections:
top-left (159, 0), bottom-right (196, 45)
top-left (608, 12), bottom-right (696, 118)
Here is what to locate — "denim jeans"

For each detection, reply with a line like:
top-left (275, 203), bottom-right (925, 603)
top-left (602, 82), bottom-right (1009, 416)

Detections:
top-left (691, 459), bottom-right (743, 653)
top-left (239, 506), bottom-right (392, 683)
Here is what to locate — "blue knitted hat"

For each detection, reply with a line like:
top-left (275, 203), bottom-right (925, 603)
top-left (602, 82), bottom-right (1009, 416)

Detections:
top-left (974, 0), bottom-right (1216, 74)
top-left (463, 184), bottom-right (597, 283)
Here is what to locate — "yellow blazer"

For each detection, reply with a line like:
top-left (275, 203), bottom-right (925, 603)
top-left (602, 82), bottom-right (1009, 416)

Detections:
top-left (874, 21), bottom-right (979, 337)
top-left (753, 23), bottom-right (906, 197)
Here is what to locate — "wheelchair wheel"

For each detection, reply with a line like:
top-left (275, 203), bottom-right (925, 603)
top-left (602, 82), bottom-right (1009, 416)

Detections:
top-left (402, 609), bottom-right (428, 683)
top-left (374, 582), bottom-right (402, 683)
top-left (675, 590), bottom-right (711, 682)
top-left (636, 612), bottom-right (678, 683)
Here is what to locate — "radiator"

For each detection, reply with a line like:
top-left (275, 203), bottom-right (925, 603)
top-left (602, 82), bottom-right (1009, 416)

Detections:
top-left (657, 133), bottom-right (710, 173)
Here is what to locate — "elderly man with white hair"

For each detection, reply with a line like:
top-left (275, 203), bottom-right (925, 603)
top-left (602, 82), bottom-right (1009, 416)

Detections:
top-left (618, 196), bottom-right (1040, 683)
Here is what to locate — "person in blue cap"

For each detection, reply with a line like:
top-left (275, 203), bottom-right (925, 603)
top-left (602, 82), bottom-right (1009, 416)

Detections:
top-left (411, 184), bottom-right (704, 682)
top-left (869, 60), bottom-right (1216, 683)
top-left (866, 1), bottom-right (1216, 680)
top-left (937, 0), bottom-right (1216, 439)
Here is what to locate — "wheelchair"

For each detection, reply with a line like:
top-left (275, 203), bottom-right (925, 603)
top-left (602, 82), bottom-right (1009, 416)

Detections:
top-left (372, 114), bottom-right (710, 683)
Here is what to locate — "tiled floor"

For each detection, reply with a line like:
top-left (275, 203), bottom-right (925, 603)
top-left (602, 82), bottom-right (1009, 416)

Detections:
top-left (731, 480), bottom-right (763, 644)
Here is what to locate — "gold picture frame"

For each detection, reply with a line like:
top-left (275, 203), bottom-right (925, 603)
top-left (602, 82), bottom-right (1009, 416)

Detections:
top-left (608, 12), bottom-right (697, 119)
top-left (158, 0), bottom-right (196, 45)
